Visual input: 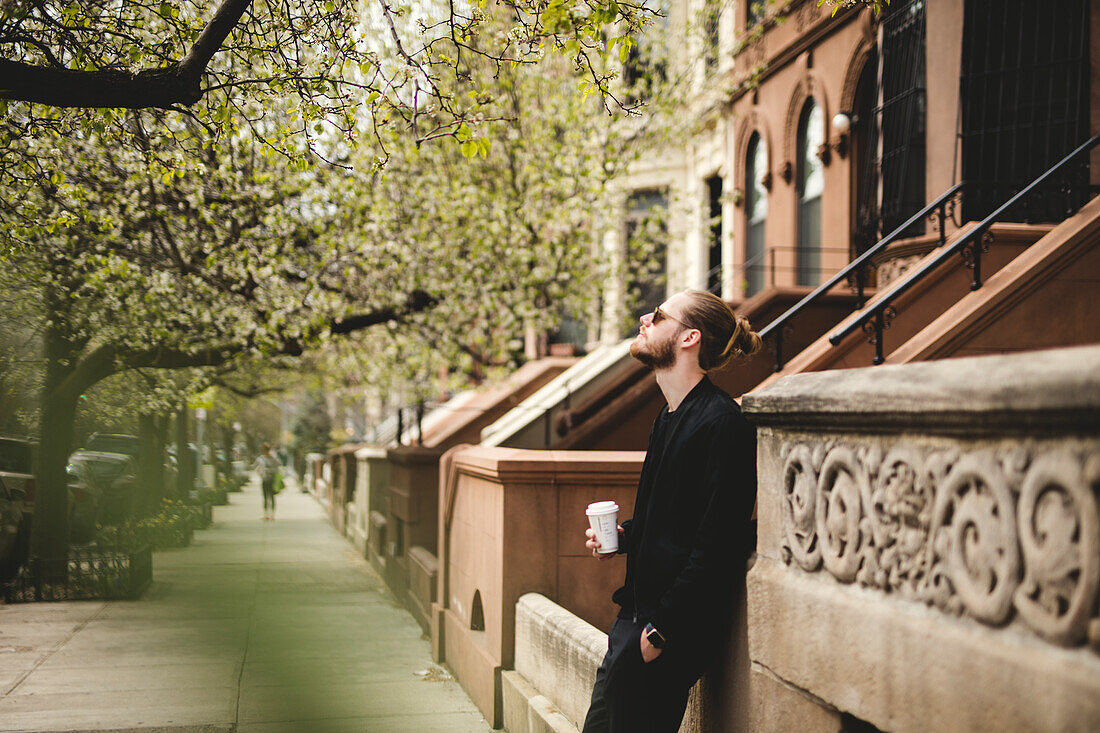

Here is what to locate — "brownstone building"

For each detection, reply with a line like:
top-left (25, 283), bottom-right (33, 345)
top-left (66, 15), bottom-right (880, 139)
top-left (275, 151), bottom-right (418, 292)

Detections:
top-left (598, 0), bottom-right (1098, 362)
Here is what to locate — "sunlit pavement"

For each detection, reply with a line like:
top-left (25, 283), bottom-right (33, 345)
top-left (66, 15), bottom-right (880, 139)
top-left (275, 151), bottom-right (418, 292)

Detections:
top-left (0, 476), bottom-right (491, 732)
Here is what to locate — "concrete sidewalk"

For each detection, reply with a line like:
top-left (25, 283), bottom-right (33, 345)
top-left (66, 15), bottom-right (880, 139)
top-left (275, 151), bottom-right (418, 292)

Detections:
top-left (0, 478), bottom-right (491, 732)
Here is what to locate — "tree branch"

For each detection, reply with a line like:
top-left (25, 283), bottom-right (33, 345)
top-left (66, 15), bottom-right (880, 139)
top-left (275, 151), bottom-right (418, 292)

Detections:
top-left (0, 0), bottom-right (253, 108)
top-left (179, 0), bottom-right (253, 77)
top-left (0, 60), bottom-right (202, 108)
top-left (329, 289), bottom-right (440, 334)
top-left (59, 289), bottom-right (441, 398)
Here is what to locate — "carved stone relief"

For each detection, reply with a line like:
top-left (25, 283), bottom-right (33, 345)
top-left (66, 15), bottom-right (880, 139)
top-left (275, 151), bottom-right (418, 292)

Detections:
top-left (875, 254), bottom-right (923, 288)
top-left (779, 441), bottom-right (1100, 651)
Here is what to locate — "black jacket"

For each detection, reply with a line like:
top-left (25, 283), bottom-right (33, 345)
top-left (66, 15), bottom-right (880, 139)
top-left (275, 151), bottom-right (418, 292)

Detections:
top-left (612, 376), bottom-right (756, 651)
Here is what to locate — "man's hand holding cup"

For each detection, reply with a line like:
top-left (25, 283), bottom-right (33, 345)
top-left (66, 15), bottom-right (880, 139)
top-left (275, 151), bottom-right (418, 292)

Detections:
top-left (586, 501), bottom-right (622, 559)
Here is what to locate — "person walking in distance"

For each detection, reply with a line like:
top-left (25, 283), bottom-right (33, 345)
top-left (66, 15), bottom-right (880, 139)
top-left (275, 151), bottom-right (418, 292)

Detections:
top-left (253, 443), bottom-right (280, 520)
top-left (582, 289), bottom-right (762, 733)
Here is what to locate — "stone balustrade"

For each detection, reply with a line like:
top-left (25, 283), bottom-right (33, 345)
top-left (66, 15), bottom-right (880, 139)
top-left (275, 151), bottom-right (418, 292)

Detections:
top-left (504, 593), bottom-right (734, 733)
top-left (383, 446), bottom-right (444, 629)
top-left (742, 344), bottom-right (1100, 732)
top-left (504, 593), bottom-right (606, 733)
top-left (431, 446), bottom-right (644, 728)
top-left (351, 446), bottom-right (388, 558)
top-left (326, 443), bottom-right (364, 534)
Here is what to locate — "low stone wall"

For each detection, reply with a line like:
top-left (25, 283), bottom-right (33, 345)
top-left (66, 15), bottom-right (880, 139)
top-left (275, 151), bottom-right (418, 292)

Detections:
top-left (742, 344), bottom-right (1100, 732)
top-left (407, 544), bottom-right (438, 633)
top-left (508, 593), bottom-right (606, 730)
top-left (505, 593), bottom-right (720, 733)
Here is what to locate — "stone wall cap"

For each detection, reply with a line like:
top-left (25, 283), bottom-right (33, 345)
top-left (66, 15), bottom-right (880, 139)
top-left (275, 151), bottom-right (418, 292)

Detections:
top-left (517, 593), bottom-right (606, 654)
top-left (743, 344), bottom-right (1100, 433)
top-left (328, 442), bottom-right (370, 457)
top-left (354, 446), bottom-right (389, 459)
top-left (453, 445), bottom-right (645, 483)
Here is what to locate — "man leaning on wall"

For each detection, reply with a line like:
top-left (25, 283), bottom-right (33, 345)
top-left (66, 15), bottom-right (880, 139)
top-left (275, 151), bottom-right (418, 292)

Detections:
top-left (582, 289), bottom-right (762, 733)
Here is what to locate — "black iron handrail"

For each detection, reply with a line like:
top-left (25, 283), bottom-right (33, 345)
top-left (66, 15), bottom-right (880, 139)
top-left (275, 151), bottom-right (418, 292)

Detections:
top-left (758, 181), bottom-right (966, 372)
top-left (829, 135), bottom-right (1100, 364)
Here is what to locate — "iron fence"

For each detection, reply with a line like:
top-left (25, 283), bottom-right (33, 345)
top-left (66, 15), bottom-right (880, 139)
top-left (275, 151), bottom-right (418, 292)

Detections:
top-left (3, 545), bottom-right (152, 603)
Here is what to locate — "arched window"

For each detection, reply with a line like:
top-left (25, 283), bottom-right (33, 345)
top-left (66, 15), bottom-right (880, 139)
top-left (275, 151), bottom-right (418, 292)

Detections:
top-left (796, 98), bottom-right (824, 286)
top-left (745, 132), bottom-right (768, 296)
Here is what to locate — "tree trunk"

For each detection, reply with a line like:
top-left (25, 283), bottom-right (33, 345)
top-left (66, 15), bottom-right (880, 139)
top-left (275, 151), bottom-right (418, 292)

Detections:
top-left (219, 422), bottom-right (234, 485)
top-left (175, 403), bottom-right (193, 496)
top-left (137, 413), bottom-right (165, 517)
top-left (31, 319), bottom-right (78, 572)
top-left (155, 414), bottom-right (170, 502)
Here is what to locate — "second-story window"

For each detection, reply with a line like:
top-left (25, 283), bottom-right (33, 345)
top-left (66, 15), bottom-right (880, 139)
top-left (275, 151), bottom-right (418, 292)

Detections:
top-left (702, 0), bottom-right (722, 73)
top-left (796, 98), bottom-right (824, 287)
top-left (705, 175), bottom-right (723, 292)
top-left (745, 133), bottom-right (768, 296)
top-left (625, 189), bottom-right (669, 332)
top-left (623, 0), bottom-right (669, 105)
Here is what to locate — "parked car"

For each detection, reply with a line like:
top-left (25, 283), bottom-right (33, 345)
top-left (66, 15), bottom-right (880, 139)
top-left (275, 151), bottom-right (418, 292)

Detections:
top-left (85, 433), bottom-right (140, 458)
top-left (0, 475), bottom-right (28, 581)
top-left (0, 436), bottom-right (37, 516)
top-left (67, 451), bottom-right (137, 542)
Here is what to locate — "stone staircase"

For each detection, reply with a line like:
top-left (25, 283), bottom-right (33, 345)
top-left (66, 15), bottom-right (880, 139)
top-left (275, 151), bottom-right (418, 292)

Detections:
top-left (756, 193), bottom-right (1100, 388)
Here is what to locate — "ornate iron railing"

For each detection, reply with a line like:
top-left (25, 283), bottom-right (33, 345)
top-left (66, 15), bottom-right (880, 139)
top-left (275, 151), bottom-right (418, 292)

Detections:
top-left (758, 182), bottom-right (966, 372)
top-left (3, 545), bottom-right (152, 603)
top-left (830, 135), bottom-right (1100, 364)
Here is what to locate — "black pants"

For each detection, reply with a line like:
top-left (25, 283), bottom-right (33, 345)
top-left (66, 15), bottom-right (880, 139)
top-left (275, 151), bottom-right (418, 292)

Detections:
top-left (261, 479), bottom-right (276, 512)
top-left (581, 618), bottom-right (697, 733)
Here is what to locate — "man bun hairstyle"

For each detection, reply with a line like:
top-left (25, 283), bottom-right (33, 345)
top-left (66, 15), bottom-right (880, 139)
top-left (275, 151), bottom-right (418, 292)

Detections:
top-left (680, 289), bottom-right (763, 371)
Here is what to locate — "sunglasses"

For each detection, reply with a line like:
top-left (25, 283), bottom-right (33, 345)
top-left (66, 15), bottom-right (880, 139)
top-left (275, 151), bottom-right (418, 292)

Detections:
top-left (652, 306), bottom-right (692, 330)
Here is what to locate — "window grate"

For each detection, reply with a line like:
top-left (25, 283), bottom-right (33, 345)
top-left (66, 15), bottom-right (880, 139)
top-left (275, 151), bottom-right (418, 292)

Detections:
top-left (959, 0), bottom-right (1090, 223)
top-left (877, 0), bottom-right (927, 237)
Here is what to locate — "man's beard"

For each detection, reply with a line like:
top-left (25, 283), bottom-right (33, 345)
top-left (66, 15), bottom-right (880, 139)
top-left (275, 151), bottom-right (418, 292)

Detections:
top-left (630, 331), bottom-right (678, 370)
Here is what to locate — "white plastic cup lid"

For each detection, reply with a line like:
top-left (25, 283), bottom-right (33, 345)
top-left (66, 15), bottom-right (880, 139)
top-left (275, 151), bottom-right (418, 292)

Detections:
top-left (586, 501), bottom-right (619, 516)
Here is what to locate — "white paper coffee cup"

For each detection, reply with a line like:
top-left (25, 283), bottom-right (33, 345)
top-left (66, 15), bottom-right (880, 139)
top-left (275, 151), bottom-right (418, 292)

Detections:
top-left (586, 500), bottom-right (619, 554)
